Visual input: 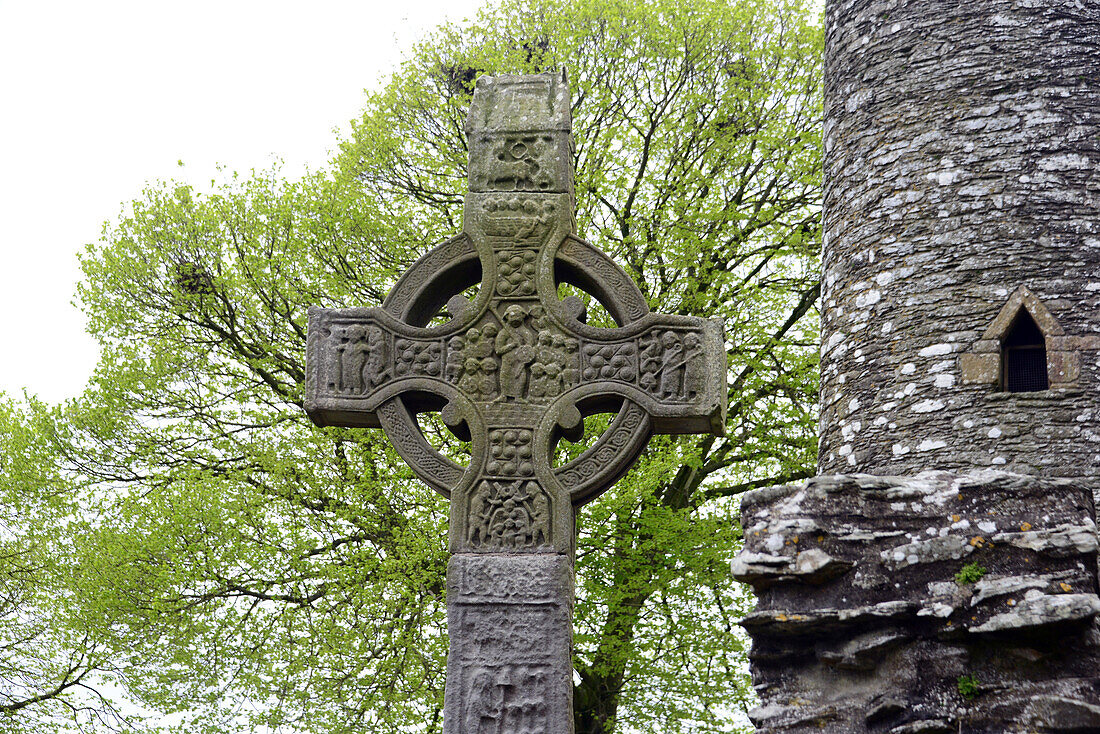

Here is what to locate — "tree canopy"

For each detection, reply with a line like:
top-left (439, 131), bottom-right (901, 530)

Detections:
top-left (1, 0), bottom-right (822, 731)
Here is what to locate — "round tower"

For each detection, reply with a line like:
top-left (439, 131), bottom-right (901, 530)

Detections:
top-left (818, 0), bottom-right (1100, 479)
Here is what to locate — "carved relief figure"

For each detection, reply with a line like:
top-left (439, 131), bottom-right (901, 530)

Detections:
top-left (529, 330), bottom-right (566, 399)
top-left (476, 323), bottom-right (500, 397)
top-left (659, 330), bottom-right (684, 398)
top-left (464, 670), bottom-right (504, 734)
top-left (446, 336), bottom-right (466, 383)
top-left (332, 324), bottom-right (388, 394)
top-left (365, 325), bottom-right (387, 388)
top-left (331, 326), bottom-right (352, 392)
top-left (496, 305), bottom-right (536, 401)
top-left (466, 479), bottom-right (551, 550)
top-left (468, 481), bottom-right (494, 547)
top-left (482, 197), bottom-right (556, 249)
top-left (488, 136), bottom-right (553, 191)
top-left (562, 337), bottom-right (580, 386)
top-left (529, 491), bottom-right (549, 547)
top-left (512, 668), bottom-right (549, 733)
top-left (459, 328), bottom-right (485, 397)
top-left (344, 326), bottom-right (370, 393)
top-left (682, 332), bottom-right (704, 401)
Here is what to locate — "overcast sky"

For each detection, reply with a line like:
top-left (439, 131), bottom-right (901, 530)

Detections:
top-left (0, 0), bottom-right (483, 404)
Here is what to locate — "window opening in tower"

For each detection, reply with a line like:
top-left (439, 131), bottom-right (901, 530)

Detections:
top-left (1001, 309), bottom-right (1048, 392)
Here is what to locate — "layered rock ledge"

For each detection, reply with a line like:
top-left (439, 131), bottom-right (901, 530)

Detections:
top-left (734, 471), bottom-right (1100, 734)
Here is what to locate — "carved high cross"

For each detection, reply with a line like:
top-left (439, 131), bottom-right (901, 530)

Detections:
top-left (306, 71), bottom-right (725, 734)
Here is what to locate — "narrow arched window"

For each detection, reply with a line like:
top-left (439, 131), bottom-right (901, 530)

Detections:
top-left (1002, 310), bottom-right (1048, 392)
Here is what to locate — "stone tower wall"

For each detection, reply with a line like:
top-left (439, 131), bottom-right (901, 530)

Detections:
top-left (818, 0), bottom-right (1100, 478)
top-left (734, 2), bottom-right (1100, 731)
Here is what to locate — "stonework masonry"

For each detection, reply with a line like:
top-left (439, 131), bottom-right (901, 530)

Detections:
top-left (306, 71), bottom-right (727, 734)
top-left (735, 1), bottom-right (1100, 732)
top-left (818, 0), bottom-right (1100, 482)
top-left (734, 472), bottom-right (1100, 733)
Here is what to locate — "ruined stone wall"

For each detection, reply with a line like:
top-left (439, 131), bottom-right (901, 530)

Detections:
top-left (818, 0), bottom-right (1100, 479)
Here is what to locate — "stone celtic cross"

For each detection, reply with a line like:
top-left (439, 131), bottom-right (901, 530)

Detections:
top-left (305, 71), bottom-right (726, 733)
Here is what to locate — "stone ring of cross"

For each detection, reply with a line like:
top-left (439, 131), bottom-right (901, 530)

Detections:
top-left (306, 72), bottom-right (726, 556)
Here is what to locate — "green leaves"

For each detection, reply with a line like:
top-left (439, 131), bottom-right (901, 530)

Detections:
top-left (2, 0), bottom-right (822, 731)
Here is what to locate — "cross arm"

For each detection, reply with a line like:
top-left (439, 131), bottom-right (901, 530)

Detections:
top-left (304, 305), bottom-right (465, 429)
top-left (551, 312), bottom-right (727, 438)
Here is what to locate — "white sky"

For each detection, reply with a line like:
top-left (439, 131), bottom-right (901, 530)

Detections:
top-left (0, 0), bottom-right (484, 404)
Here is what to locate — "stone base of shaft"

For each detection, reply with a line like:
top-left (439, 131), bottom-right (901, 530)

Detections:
top-left (444, 553), bottom-right (575, 734)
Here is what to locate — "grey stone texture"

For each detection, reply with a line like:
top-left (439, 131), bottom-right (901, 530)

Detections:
top-left (736, 0), bottom-right (1100, 732)
top-left (735, 472), bottom-right (1100, 734)
top-left (304, 71), bottom-right (727, 733)
top-left (305, 71), bottom-right (727, 556)
top-left (445, 554), bottom-right (574, 734)
top-left (817, 0), bottom-right (1100, 482)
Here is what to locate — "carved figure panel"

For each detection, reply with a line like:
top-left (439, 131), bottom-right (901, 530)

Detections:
top-left (450, 323), bottom-right (502, 401)
top-left (466, 479), bottom-right (551, 550)
top-left (639, 329), bottom-right (706, 402)
top-left (481, 196), bottom-right (557, 249)
top-left (454, 555), bottom-right (565, 602)
top-left (460, 665), bottom-right (552, 734)
top-left (456, 607), bottom-right (559, 661)
top-left (329, 324), bottom-right (389, 395)
top-left (480, 134), bottom-right (557, 192)
top-left (495, 304), bottom-right (538, 401)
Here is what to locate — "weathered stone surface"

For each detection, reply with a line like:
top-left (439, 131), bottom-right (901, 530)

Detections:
top-left (444, 554), bottom-right (574, 734)
top-left (817, 0), bottom-right (1100, 491)
top-left (969, 593), bottom-right (1100, 635)
top-left (1026, 696), bottom-right (1100, 731)
top-left (743, 1), bottom-right (1100, 731)
top-left (305, 72), bottom-right (726, 555)
top-left (304, 71), bottom-right (727, 734)
top-left (735, 471), bottom-right (1100, 733)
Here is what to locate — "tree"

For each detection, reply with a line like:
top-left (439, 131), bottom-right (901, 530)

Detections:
top-left (1, 0), bottom-right (822, 731)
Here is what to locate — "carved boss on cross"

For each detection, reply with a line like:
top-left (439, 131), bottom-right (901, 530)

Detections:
top-left (305, 72), bottom-right (726, 556)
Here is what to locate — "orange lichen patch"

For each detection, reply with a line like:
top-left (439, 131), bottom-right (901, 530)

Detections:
top-left (1020, 522), bottom-right (1033, 532)
top-left (969, 536), bottom-right (986, 548)
top-left (951, 514), bottom-right (961, 523)
top-left (1007, 599), bottom-right (1016, 606)
top-left (1060, 582), bottom-right (1073, 593)
top-left (817, 536), bottom-right (824, 543)
top-left (790, 536), bottom-right (799, 545)
top-left (957, 494), bottom-right (964, 500)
